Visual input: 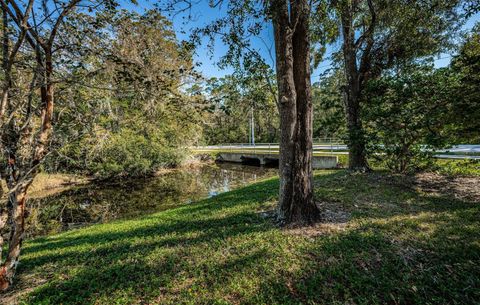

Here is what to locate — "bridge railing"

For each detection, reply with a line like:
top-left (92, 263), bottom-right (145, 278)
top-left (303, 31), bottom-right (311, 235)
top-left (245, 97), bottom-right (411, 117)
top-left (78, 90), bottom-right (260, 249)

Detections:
top-left (194, 143), bottom-right (480, 160)
top-left (196, 139), bottom-right (346, 154)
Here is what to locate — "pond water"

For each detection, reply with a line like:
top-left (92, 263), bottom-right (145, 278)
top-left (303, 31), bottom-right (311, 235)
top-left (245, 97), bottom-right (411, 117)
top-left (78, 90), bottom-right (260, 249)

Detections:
top-left (26, 163), bottom-right (277, 237)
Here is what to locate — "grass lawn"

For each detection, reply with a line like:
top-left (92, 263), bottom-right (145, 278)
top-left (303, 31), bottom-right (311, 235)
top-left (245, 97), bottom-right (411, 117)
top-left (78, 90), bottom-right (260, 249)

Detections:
top-left (3, 170), bottom-right (480, 304)
top-left (433, 159), bottom-right (480, 176)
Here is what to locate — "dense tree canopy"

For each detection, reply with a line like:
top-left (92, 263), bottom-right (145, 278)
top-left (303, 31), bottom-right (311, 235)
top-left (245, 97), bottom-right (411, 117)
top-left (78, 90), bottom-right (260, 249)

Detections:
top-left (447, 23), bottom-right (480, 143)
top-left (50, 10), bottom-right (205, 177)
top-left (363, 66), bottom-right (453, 173)
top-left (312, 22), bottom-right (480, 172)
top-left (319, 0), bottom-right (464, 170)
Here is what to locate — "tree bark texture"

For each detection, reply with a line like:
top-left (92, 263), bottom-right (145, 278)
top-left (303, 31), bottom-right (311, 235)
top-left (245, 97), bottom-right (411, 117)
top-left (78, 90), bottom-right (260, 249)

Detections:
top-left (272, 0), bottom-right (320, 225)
top-left (340, 2), bottom-right (370, 171)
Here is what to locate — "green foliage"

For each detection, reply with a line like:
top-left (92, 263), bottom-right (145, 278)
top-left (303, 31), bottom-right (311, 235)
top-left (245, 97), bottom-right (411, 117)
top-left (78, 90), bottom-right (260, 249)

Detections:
top-left (315, 0), bottom-right (464, 170)
top-left (316, 0), bottom-right (464, 82)
top-left (363, 66), bottom-right (452, 173)
top-left (360, 25), bottom-right (480, 173)
top-left (312, 70), bottom-right (346, 139)
top-left (87, 129), bottom-right (186, 177)
top-left (204, 66), bottom-right (278, 144)
top-left (47, 10), bottom-right (204, 177)
top-left (16, 171), bottom-right (480, 304)
top-left (447, 23), bottom-right (480, 143)
top-left (433, 159), bottom-right (480, 176)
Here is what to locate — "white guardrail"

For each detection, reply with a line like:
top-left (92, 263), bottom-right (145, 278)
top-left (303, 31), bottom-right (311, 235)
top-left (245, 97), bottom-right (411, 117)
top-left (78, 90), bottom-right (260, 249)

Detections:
top-left (196, 140), bottom-right (348, 154)
top-left (194, 143), bottom-right (480, 160)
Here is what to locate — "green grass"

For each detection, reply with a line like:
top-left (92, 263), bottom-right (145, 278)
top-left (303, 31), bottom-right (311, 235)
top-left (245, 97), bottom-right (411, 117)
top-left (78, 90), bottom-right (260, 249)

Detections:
top-left (433, 159), bottom-right (480, 176)
top-left (11, 170), bottom-right (480, 304)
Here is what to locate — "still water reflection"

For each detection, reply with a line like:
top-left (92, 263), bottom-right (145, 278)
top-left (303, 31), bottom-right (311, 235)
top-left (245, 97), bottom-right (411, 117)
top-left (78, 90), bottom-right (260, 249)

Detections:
top-left (27, 163), bottom-right (277, 237)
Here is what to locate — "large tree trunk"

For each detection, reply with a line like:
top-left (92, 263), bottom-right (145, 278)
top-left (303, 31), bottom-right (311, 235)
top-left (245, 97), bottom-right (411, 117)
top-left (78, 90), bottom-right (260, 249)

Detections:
top-left (344, 82), bottom-right (369, 171)
top-left (341, 4), bottom-right (370, 172)
top-left (272, 0), bottom-right (320, 225)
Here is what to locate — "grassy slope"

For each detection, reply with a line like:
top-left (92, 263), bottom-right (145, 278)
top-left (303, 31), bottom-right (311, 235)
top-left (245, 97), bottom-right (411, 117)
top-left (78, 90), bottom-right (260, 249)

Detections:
top-left (13, 170), bottom-right (480, 304)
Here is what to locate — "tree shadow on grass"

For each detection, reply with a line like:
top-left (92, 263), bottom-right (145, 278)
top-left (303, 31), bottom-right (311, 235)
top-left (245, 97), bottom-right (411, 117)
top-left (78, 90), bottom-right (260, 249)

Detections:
top-left (251, 170), bottom-right (480, 304)
top-left (25, 248), bottom-right (276, 304)
top-left (13, 171), bottom-right (480, 304)
top-left (313, 170), bottom-right (479, 221)
top-left (248, 206), bottom-right (480, 304)
top-left (15, 179), bottom-right (280, 303)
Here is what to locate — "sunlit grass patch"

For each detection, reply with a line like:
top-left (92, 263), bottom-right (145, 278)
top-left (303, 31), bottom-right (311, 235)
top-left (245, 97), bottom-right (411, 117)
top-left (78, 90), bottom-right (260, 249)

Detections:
top-left (433, 159), bottom-right (480, 176)
top-left (6, 171), bottom-right (479, 304)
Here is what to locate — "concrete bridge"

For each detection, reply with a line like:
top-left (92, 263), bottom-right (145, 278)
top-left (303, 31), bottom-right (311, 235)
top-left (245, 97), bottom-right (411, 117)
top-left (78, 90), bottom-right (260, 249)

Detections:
top-left (217, 152), bottom-right (339, 169)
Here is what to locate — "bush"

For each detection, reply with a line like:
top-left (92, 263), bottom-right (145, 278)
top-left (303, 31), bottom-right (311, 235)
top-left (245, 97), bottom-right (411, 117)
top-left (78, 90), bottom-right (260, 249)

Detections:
top-left (51, 128), bottom-right (189, 178)
top-left (363, 66), bottom-right (451, 173)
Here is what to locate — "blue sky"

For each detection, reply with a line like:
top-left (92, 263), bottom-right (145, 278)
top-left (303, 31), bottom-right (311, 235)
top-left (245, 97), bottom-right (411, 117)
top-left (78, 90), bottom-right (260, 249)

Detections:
top-left (125, 0), bottom-right (480, 80)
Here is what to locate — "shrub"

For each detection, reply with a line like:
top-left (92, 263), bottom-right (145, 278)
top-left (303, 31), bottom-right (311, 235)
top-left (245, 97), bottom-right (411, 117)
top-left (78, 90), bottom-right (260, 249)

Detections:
top-left (363, 66), bottom-right (451, 173)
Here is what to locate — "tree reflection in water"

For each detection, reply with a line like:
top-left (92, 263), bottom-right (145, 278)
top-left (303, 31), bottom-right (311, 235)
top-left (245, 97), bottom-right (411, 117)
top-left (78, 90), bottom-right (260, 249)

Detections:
top-left (26, 163), bottom-right (277, 237)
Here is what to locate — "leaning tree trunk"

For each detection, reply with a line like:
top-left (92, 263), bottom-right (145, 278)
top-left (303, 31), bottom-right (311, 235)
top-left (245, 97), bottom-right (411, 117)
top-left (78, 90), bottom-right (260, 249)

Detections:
top-left (273, 0), bottom-right (320, 225)
top-left (0, 11), bottom-right (9, 118)
top-left (0, 181), bottom-right (31, 291)
top-left (0, 49), bottom-right (54, 291)
top-left (0, 0), bottom-right (75, 289)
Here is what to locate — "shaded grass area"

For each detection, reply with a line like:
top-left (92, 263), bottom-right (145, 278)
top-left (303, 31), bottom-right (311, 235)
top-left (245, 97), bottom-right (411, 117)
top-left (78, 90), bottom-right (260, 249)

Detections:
top-left (8, 170), bottom-right (480, 304)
